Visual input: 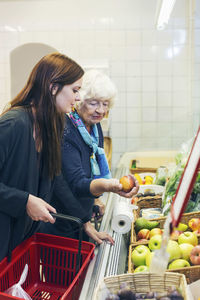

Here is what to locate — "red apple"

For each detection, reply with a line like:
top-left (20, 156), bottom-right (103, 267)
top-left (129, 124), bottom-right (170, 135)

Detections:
top-left (119, 175), bottom-right (134, 192)
top-left (170, 230), bottom-right (182, 240)
top-left (137, 239), bottom-right (148, 243)
top-left (190, 245), bottom-right (200, 265)
top-left (149, 228), bottom-right (162, 239)
top-left (137, 229), bottom-right (150, 240)
top-left (188, 218), bottom-right (200, 231)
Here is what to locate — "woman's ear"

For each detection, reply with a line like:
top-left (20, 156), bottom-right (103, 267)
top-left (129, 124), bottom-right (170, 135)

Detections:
top-left (50, 83), bottom-right (58, 96)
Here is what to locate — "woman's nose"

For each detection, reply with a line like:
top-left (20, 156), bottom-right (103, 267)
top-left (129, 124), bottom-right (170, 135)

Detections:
top-left (75, 92), bottom-right (80, 101)
top-left (96, 103), bottom-right (105, 113)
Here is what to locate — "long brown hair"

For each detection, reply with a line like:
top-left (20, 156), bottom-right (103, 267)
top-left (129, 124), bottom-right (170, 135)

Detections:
top-left (7, 52), bottom-right (84, 179)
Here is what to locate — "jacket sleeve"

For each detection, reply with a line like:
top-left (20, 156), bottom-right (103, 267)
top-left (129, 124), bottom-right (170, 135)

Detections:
top-left (53, 175), bottom-right (91, 223)
top-left (0, 117), bottom-right (29, 217)
top-left (61, 137), bottom-right (94, 198)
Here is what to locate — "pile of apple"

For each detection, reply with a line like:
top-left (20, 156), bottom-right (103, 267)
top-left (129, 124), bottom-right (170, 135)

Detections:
top-left (131, 217), bottom-right (200, 273)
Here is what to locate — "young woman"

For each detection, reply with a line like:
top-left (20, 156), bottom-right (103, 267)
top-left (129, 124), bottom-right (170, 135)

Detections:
top-left (0, 52), bottom-right (84, 261)
top-left (41, 69), bottom-right (139, 244)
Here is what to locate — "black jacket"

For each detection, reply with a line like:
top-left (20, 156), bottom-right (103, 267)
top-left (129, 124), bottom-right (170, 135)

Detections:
top-left (0, 109), bottom-right (52, 261)
top-left (40, 115), bottom-right (104, 240)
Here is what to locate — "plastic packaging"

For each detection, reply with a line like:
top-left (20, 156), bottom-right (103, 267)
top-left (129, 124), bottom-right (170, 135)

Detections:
top-left (4, 264), bottom-right (32, 300)
top-left (154, 166), bottom-right (168, 186)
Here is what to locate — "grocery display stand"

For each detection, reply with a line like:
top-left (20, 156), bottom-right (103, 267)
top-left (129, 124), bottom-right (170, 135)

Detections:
top-left (79, 146), bottom-right (199, 298)
top-left (1, 147), bottom-right (196, 300)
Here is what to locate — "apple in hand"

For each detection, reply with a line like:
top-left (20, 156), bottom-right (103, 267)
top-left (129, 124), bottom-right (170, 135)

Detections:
top-left (178, 231), bottom-right (198, 246)
top-left (148, 234), bottom-right (162, 251)
top-left (168, 259), bottom-right (190, 269)
top-left (137, 229), bottom-right (150, 240)
top-left (188, 218), bottom-right (200, 231)
top-left (119, 175), bottom-right (134, 192)
top-left (190, 245), bottom-right (200, 265)
top-left (131, 245), bottom-right (150, 267)
top-left (134, 265), bottom-right (149, 273)
top-left (167, 240), bottom-right (181, 262)
top-left (149, 228), bottom-right (162, 239)
top-left (179, 243), bottom-right (194, 261)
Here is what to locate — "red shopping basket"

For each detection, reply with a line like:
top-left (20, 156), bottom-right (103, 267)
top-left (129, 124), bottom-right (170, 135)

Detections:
top-left (0, 214), bottom-right (95, 300)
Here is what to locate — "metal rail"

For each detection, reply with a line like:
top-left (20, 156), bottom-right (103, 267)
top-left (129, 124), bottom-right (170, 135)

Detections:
top-left (79, 166), bottom-right (129, 299)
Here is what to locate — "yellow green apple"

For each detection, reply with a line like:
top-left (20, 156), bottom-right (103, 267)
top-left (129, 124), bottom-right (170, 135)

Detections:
top-left (168, 259), bottom-right (190, 269)
top-left (179, 243), bottom-right (194, 261)
top-left (146, 251), bottom-right (154, 267)
top-left (131, 245), bottom-right (150, 267)
top-left (148, 234), bottom-right (162, 251)
top-left (166, 240), bottom-right (181, 262)
top-left (178, 231), bottom-right (198, 246)
top-left (134, 265), bottom-right (149, 273)
top-left (174, 222), bottom-right (188, 232)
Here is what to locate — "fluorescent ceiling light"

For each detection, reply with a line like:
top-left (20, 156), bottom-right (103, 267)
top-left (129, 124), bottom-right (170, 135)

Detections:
top-left (156, 0), bottom-right (176, 30)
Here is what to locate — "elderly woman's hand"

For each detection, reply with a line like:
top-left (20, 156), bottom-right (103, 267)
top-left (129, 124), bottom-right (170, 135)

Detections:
top-left (117, 174), bottom-right (140, 198)
top-left (83, 221), bottom-right (115, 245)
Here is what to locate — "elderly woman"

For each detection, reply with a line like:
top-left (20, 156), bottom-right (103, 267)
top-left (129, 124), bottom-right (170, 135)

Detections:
top-left (41, 69), bottom-right (139, 244)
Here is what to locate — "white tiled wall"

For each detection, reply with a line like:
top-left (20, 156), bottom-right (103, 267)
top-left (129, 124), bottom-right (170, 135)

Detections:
top-left (0, 0), bottom-right (199, 169)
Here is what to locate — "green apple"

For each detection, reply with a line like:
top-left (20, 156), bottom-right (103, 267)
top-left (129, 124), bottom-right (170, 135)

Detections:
top-left (167, 240), bottom-right (181, 262)
top-left (179, 243), bottom-right (194, 261)
top-left (174, 222), bottom-right (188, 232)
top-left (148, 234), bottom-right (162, 251)
top-left (146, 251), bottom-right (154, 267)
top-left (178, 231), bottom-right (198, 246)
top-left (168, 259), bottom-right (190, 269)
top-left (134, 265), bottom-right (149, 273)
top-left (131, 245), bottom-right (150, 267)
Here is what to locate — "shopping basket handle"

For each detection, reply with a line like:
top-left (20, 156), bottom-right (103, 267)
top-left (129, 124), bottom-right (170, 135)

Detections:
top-left (50, 212), bottom-right (83, 226)
top-left (50, 212), bottom-right (83, 275)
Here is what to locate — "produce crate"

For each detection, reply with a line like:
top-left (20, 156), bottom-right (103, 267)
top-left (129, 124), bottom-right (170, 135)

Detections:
top-left (133, 194), bottom-right (162, 220)
top-left (129, 151), bottom-right (176, 174)
top-left (93, 272), bottom-right (189, 300)
top-left (131, 210), bottom-right (200, 244)
top-left (128, 238), bottom-right (200, 284)
top-left (129, 161), bottom-right (157, 175)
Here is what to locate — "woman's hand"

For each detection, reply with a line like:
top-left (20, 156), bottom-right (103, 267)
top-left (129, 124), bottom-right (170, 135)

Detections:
top-left (90, 176), bottom-right (139, 198)
top-left (117, 175), bottom-right (140, 198)
top-left (94, 198), bottom-right (105, 216)
top-left (83, 221), bottom-right (114, 245)
top-left (26, 194), bottom-right (56, 223)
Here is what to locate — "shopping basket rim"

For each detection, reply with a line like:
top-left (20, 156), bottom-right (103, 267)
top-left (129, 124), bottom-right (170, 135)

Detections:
top-left (0, 233), bottom-right (95, 273)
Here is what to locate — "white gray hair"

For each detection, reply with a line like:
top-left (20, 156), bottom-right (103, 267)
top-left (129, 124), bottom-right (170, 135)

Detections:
top-left (77, 69), bottom-right (117, 108)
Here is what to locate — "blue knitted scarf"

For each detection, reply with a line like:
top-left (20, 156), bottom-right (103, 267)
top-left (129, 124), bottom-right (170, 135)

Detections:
top-left (69, 110), bottom-right (111, 179)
